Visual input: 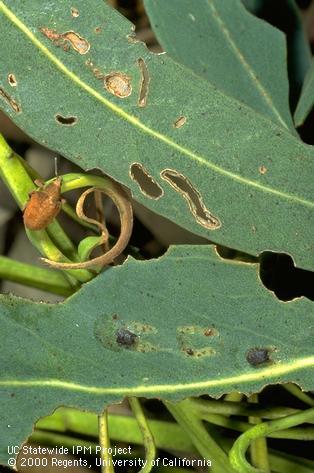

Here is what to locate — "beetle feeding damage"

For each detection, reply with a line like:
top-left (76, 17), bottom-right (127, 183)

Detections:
top-left (55, 114), bottom-right (78, 126)
top-left (160, 169), bottom-right (221, 230)
top-left (137, 58), bottom-right (150, 107)
top-left (177, 325), bottom-right (217, 358)
top-left (127, 34), bottom-right (139, 44)
top-left (104, 72), bottom-right (132, 98)
top-left (8, 74), bottom-right (17, 87)
top-left (71, 7), bottom-right (79, 17)
top-left (0, 86), bottom-right (21, 112)
top-left (40, 28), bottom-right (90, 54)
top-left (130, 163), bottom-right (163, 199)
top-left (174, 116), bottom-right (186, 128)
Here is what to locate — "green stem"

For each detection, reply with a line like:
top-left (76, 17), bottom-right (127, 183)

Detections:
top-left (32, 408), bottom-right (314, 472)
top-left (229, 407), bottom-right (314, 473)
top-left (0, 134), bottom-right (33, 207)
top-left (45, 220), bottom-right (80, 262)
top-left (32, 429), bottom-right (144, 458)
top-left (215, 434), bottom-right (314, 473)
top-left (0, 255), bottom-right (74, 296)
top-left (99, 409), bottom-right (114, 473)
top-left (25, 227), bottom-right (93, 283)
top-left (268, 449), bottom-right (314, 473)
top-left (283, 384), bottom-right (314, 407)
top-left (189, 397), bottom-right (301, 419)
top-left (31, 431), bottom-right (314, 473)
top-left (129, 398), bottom-right (156, 473)
top-left (36, 408), bottom-right (195, 453)
top-left (224, 393), bottom-right (244, 402)
top-left (200, 412), bottom-right (314, 440)
top-left (31, 430), bottom-right (97, 453)
top-left (164, 399), bottom-right (236, 473)
top-left (248, 395), bottom-right (270, 473)
top-left (31, 430), bottom-right (194, 473)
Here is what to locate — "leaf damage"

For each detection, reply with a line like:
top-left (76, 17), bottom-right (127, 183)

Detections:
top-left (40, 27), bottom-right (90, 54)
top-left (104, 72), bottom-right (132, 98)
top-left (130, 163), bottom-right (163, 199)
top-left (70, 7), bottom-right (79, 18)
top-left (160, 169), bottom-right (221, 230)
top-left (137, 57), bottom-right (150, 107)
top-left (7, 73), bottom-right (17, 87)
top-left (55, 113), bottom-right (78, 125)
top-left (0, 85), bottom-right (21, 112)
top-left (174, 116), bottom-right (186, 128)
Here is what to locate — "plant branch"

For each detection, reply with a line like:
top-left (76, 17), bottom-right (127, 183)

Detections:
top-left (0, 255), bottom-right (74, 296)
top-left (164, 399), bottom-right (236, 473)
top-left (99, 409), bottom-right (114, 473)
top-left (129, 397), bottom-right (156, 473)
top-left (229, 407), bottom-right (314, 473)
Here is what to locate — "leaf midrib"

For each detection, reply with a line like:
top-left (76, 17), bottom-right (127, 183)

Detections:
top-left (0, 356), bottom-right (313, 395)
top-left (0, 2), bottom-right (313, 209)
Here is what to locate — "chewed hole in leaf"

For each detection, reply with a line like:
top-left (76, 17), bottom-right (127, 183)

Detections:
top-left (177, 325), bottom-right (218, 336)
top-left (160, 169), bottom-right (221, 230)
top-left (259, 165), bottom-right (267, 174)
top-left (40, 27), bottom-right (90, 54)
top-left (130, 163), bottom-right (163, 199)
top-left (183, 347), bottom-right (215, 358)
top-left (104, 72), bottom-right (132, 98)
top-left (63, 31), bottom-right (90, 54)
top-left (259, 252), bottom-right (314, 301)
top-left (137, 57), bottom-right (150, 107)
top-left (0, 86), bottom-right (21, 112)
top-left (71, 7), bottom-right (79, 17)
top-left (8, 73), bottom-right (17, 87)
top-left (55, 114), bottom-right (78, 126)
top-left (173, 116), bottom-right (187, 128)
top-left (177, 325), bottom-right (218, 359)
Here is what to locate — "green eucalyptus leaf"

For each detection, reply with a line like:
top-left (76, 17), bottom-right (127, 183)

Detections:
top-left (0, 246), bottom-right (313, 465)
top-left (0, 0), bottom-right (313, 270)
top-left (144, 0), bottom-right (294, 130)
top-left (241, 0), bottom-right (312, 113)
top-left (294, 58), bottom-right (314, 126)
